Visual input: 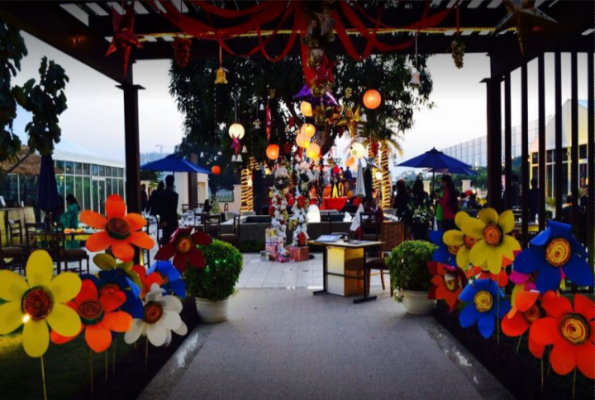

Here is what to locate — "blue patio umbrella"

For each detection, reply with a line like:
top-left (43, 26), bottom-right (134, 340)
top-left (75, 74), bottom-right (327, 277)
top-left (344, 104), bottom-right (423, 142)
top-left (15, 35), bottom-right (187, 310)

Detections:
top-left (37, 154), bottom-right (62, 225)
top-left (140, 154), bottom-right (211, 174)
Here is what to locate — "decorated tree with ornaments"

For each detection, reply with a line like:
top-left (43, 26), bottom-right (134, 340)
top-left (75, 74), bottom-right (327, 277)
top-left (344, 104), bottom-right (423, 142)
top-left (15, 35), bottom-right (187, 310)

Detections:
top-left (289, 159), bottom-right (315, 247)
top-left (269, 165), bottom-right (290, 244)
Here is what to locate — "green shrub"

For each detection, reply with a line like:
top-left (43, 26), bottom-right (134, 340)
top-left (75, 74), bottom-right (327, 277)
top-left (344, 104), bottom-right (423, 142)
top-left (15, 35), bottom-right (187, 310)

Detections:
top-left (183, 240), bottom-right (243, 301)
top-left (387, 240), bottom-right (437, 301)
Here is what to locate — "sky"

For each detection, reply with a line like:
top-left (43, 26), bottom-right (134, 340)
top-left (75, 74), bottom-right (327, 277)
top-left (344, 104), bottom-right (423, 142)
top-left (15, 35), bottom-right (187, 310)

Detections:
top-left (12, 31), bottom-right (589, 176)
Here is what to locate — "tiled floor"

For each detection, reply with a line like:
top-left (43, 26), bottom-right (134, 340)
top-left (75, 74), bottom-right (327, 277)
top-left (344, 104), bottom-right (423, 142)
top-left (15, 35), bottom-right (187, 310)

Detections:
top-left (237, 253), bottom-right (388, 290)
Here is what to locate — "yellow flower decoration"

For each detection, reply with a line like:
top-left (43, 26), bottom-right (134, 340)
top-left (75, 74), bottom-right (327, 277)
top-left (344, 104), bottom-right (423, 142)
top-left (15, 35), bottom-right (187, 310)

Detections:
top-left (443, 212), bottom-right (480, 270)
top-left (461, 208), bottom-right (521, 275)
top-left (0, 251), bottom-right (82, 357)
top-left (93, 253), bottom-right (143, 293)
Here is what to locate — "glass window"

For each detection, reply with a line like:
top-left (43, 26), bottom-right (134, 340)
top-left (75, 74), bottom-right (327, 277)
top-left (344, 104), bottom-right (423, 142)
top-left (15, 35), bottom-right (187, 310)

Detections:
top-left (92, 165), bottom-right (99, 176)
top-left (547, 150), bottom-right (554, 163)
top-left (56, 175), bottom-right (65, 198)
top-left (562, 151), bottom-right (568, 162)
top-left (75, 162), bottom-right (82, 175)
top-left (75, 177), bottom-right (83, 209)
top-left (21, 175), bottom-right (39, 207)
top-left (531, 153), bottom-right (538, 164)
top-left (118, 179), bottom-right (124, 199)
top-left (579, 144), bottom-right (587, 159)
top-left (56, 160), bottom-right (65, 173)
top-left (64, 162), bottom-right (74, 175)
top-left (98, 166), bottom-right (105, 176)
top-left (106, 178), bottom-right (113, 197)
top-left (65, 176), bottom-right (74, 200)
top-left (119, 168), bottom-right (124, 178)
top-left (83, 164), bottom-right (90, 175)
top-left (113, 167), bottom-right (118, 177)
top-left (0, 174), bottom-right (18, 207)
top-left (106, 167), bottom-right (112, 178)
top-left (84, 177), bottom-right (91, 212)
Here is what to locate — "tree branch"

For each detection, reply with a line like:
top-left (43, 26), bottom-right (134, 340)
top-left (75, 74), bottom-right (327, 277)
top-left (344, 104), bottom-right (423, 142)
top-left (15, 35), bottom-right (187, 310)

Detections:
top-left (5, 148), bottom-right (33, 174)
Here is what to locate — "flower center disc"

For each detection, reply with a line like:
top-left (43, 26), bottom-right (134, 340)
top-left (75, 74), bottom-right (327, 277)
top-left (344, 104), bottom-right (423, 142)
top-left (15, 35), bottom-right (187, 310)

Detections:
top-left (463, 235), bottom-right (478, 249)
top-left (522, 304), bottom-right (542, 324)
top-left (483, 224), bottom-right (502, 246)
top-left (447, 245), bottom-right (460, 256)
top-left (474, 290), bottom-right (494, 313)
top-left (560, 313), bottom-right (590, 345)
top-left (106, 217), bottom-right (130, 240)
top-left (99, 283), bottom-right (120, 297)
top-left (78, 300), bottom-right (104, 325)
top-left (176, 236), bottom-right (193, 254)
top-left (143, 302), bottom-right (163, 324)
top-left (444, 278), bottom-right (458, 292)
top-left (21, 287), bottom-right (54, 321)
top-left (545, 238), bottom-right (571, 267)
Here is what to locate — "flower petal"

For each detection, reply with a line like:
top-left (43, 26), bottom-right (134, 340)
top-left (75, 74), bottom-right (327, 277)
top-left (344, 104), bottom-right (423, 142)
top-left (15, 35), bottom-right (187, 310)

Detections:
top-left (550, 340), bottom-right (576, 376)
top-left (574, 294), bottom-right (595, 322)
top-left (48, 272), bottom-right (82, 304)
top-left (75, 279), bottom-right (99, 304)
top-left (477, 314), bottom-right (496, 339)
top-left (479, 208), bottom-right (498, 226)
top-left (173, 321), bottom-right (188, 336)
top-left (454, 211), bottom-right (469, 229)
top-left (46, 303), bottom-right (81, 337)
top-left (85, 324), bottom-right (112, 353)
top-left (188, 248), bottom-right (206, 269)
top-left (543, 294), bottom-right (573, 319)
top-left (455, 247), bottom-right (471, 270)
top-left (93, 253), bottom-right (117, 271)
top-left (497, 210), bottom-right (515, 234)
top-left (106, 195), bottom-right (126, 220)
top-left (86, 231), bottom-right (112, 253)
top-left (459, 304), bottom-right (479, 328)
top-left (112, 240), bottom-right (135, 262)
top-left (99, 291), bottom-right (127, 313)
top-left (80, 211), bottom-right (107, 230)
top-left (26, 250), bottom-right (54, 288)
top-left (563, 254), bottom-right (594, 288)
top-left (169, 279), bottom-right (186, 299)
top-left (502, 235), bottom-right (521, 261)
top-left (155, 244), bottom-right (176, 261)
top-left (147, 321), bottom-right (167, 347)
top-left (124, 319), bottom-right (145, 344)
top-left (173, 253), bottom-right (188, 273)
top-left (576, 341), bottom-right (595, 379)
top-left (535, 265), bottom-right (562, 293)
top-left (50, 326), bottom-right (82, 345)
top-left (443, 230), bottom-right (464, 246)
top-left (124, 213), bottom-right (147, 232)
top-left (192, 231), bottom-right (213, 246)
top-left (164, 295), bottom-right (183, 313)
top-left (462, 216), bottom-right (485, 239)
top-left (0, 270), bottom-right (29, 301)
top-left (502, 312), bottom-right (529, 337)
top-left (128, 231), bottom-right (155, 250)
top-left (529, 337), bottom-right (546, 359)
top-left (469, 240), bottom-right (489, 267)
top-left (0, 302), bottom-right (24, 334)
top-left (459, 283), bottom-right (478, 303)
top-left (102, 311), bottom-right (133, 333)
top-left (161, 310), bottom-right (182, 330)
top-left (515, 290), bottom-right (540, 313)
top-left (486, 247), bottom-right (503, 275)
top-left (23, 320), bottom-right (50, 357)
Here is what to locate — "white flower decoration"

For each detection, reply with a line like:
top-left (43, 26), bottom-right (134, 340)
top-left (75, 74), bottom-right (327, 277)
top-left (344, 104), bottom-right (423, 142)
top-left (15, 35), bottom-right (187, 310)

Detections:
top-left (124, 284), bottom-right (187, 347)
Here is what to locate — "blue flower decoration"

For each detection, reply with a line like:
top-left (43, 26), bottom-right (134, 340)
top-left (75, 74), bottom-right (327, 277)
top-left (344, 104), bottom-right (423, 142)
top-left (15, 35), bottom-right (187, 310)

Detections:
top-left (514, 220), bottom-right (593, 293)
top-left (458, 279), bottom-right (510, 339)
top-left (87, 270), bottom-right (144, 319)
top-left (148, 261), bottom-right (186, 299)
top-left (430, 230), bottom-right (457, 267)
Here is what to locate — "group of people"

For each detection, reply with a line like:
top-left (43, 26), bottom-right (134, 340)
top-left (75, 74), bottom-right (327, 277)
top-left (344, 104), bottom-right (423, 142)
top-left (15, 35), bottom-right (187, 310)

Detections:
top-left (140, 175), bottom-right (179, 244)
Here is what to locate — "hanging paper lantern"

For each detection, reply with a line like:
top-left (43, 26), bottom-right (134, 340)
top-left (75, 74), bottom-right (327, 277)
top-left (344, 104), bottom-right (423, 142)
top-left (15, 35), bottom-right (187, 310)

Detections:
top-left (266, 144), bottom-right (280, 160)
top-left (301, 123), bottom-right (316, 139)
top-left (306, 143), bottom-right (320, 160)
top-left (229, 123), bottom-right (245, 139)
top-left (212, 165), bottom-right (221, 175)
top-left (410, 71), bottom-right (421, 87)
top-left (363, 89), bottom-right (382, 110)
top-left (350, 143), bottom-right (366, 159)
top-left (300, 101), bottom-right (313, 117)
top-left (296, 132), bottom-right (310, 149)
top-left (345, 156), bottom-right (355, 167)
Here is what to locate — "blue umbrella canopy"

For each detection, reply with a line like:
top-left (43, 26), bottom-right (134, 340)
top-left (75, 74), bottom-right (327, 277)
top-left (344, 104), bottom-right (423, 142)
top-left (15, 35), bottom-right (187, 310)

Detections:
top-left (140, 154), bottom-right (211, 174)
top-left (398, 148), bottom-right (474, 173)
top-left (37, 154), bottom-right (62, 213)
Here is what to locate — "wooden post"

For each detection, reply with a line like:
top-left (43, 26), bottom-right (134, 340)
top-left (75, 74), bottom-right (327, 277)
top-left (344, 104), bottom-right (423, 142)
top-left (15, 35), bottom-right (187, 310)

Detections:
top-left (554, 52), bottom-right (563, 220)
top-left (483, 75), bottom-right (503, 212)
top-left (504, 72), bottom-right (512, 210)
top-left (570, 51), bottom-right (580, 237)
top-left (521, 62), bottom-right (529, 248)
top-left (188, 153), bottom-right (198, 208)
top-left (538, 54), bottom-right (546, 232)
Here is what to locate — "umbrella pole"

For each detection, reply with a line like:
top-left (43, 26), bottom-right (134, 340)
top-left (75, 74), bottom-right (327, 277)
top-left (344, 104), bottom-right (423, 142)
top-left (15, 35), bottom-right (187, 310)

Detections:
top-left (432, 170), bottom-right (436, 231)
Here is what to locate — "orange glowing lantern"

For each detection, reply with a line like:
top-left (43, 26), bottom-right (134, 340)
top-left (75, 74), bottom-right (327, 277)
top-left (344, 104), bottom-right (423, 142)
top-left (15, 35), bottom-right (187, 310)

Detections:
top-left (300, 101), bottom-right (313, 117)
top-left (345, 156), bottom-right (355, 167)
top-left (301, 123), bottom-right (316, 139)
top-left (266, 144), bottom-right (280, 160)
top-left (296, 132), bottom-right (310, 149)
top-left (306, 143), bottom-right (320, 159)
top-left (211, 165), bottom-right (221, 175)
top-left (363, 89), bottom-right (381, 110)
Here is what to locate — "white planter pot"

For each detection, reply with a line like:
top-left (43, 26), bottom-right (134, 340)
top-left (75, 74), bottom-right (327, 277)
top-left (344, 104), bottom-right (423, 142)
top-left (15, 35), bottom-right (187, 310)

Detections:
top-left (403, 290), bottom-right (436, 316)
top-left (195, 296), bottom-right (230, 323)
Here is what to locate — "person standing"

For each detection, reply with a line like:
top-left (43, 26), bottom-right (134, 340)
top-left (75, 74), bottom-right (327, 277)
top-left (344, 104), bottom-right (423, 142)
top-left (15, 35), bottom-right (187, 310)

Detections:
top-left (147, 181), bottom-right (164, 217)
top-left (435, 175), bottom-right (459, 231)
top-left (159, 175), bottom-right (179, 245)
top-left (410, 177), bottom-right (432, 241)
top-left (528, 178), bottom-right (539, 222)
top-left (61, 194), bottom-right (80, 229)
top-left (140, 184), bottom-right (148, 213)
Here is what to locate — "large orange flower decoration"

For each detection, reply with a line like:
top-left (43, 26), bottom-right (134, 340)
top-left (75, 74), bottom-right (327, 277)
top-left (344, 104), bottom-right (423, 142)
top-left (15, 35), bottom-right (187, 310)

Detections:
top-left (529, 292), bottom-right (595, 379)
top-left (131, 265), bottom-right (163, 298)
top-left (51, 279), bottom-right (133, 353)
top-left (427, 261), bottom-right (467, 312)
top-left (80, 195), bottom-right (154, 262)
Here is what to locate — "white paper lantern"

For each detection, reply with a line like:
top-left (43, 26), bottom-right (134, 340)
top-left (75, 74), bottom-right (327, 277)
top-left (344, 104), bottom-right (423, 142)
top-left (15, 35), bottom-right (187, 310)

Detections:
top-left (229, 123), bottom-right (245, 139)
top-left (350, 143), bottom-right (366, 159)
top-left (307, 204), bottom-right (321, 223)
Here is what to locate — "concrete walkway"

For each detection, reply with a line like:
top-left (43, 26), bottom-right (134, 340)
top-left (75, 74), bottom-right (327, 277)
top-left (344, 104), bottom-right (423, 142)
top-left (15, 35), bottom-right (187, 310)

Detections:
top-left (140, 289), bottom-right (513, 400)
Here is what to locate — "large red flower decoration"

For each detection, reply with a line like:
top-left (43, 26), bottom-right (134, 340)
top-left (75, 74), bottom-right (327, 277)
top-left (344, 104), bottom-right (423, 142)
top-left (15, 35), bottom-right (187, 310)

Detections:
top-left (155, 228), bottom-right (212, 273)
top-left (80, 195), bottom-right (154, 262)
top-left (427, 261), bottom-right (467, 312)
top-left (502, 290), bottom-right (545, 358)
top-left (51, 279), bottom-right (132, 353)
top-left (529, 292), bottom-right (595, 379)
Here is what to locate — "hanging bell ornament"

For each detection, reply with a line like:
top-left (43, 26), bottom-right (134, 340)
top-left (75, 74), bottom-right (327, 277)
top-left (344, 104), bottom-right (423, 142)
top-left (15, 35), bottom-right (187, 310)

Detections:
top-left (242, 146), bottom-right (248, 154)
top-left (409, 70), bottom-right (421, 87)
top-left (215, 67), bottom-right (228, 84)
top-left (253, 119), bottom-right (261, 129)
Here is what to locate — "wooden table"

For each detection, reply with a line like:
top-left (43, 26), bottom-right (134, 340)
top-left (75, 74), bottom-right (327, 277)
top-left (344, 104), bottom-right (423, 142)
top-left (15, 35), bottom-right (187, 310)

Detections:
top-left (309, 239), bottom-right (384, 304)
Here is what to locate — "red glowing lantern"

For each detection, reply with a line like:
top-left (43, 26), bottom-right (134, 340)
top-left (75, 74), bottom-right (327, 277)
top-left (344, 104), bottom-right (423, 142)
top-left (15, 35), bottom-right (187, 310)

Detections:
top-left (211, 165), bottom-right (221, 175)
top-left (363, 89), bottom-right (381, 110)
top-left (266, 144), bottom-right (280, 160)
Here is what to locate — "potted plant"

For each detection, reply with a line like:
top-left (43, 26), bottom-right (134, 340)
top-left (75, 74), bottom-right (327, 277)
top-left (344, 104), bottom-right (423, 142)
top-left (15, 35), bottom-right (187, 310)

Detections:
top-left (387, 240), bottom-right (438, 315)
top-left (183, 239), bottom-right (243, 323)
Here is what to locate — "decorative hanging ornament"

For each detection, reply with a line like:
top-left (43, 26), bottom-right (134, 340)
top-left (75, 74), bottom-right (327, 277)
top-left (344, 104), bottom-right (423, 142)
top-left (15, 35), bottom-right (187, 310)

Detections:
top-left (242, 146), bottom-right (248, 154)
top-left (229, 123), bottom-right (245, 140)
top-left (211, 165), bottom-right (221, 175)
top-left (363, 89), bottom-right (382, 110)
top-left (230, 137), bottom-right (241, 159)
top-left (253, 119), bottom-right (261, 130)
top-left (492, 0), bottom-right (557, 56)
top-left (172, 37), bottom-right (191, 68)
top-left (105, 0), bottom-right (143, 77)
top-left (283, 142), bottom-right (293, 155)
top-left (350, 143), bottom-right (365, 159)
top-left (266, 144), bottom-right (280, 160)
top-left (451, 38), bottom-right (465, 69)
top-left (410, 71), bottom-right (421, 87)
top-left (306, 143), bottom-right (321, 160)
top-left (215, 46), bottom-right (228, 84)
top-left (301, 123), bottom-right (316, 139)
top-left (370, 142), bottom-right (380, 157)
top-left (296, 132), bottom-right (310, 149)
top-left (300, 101), bottom-right (313, 117)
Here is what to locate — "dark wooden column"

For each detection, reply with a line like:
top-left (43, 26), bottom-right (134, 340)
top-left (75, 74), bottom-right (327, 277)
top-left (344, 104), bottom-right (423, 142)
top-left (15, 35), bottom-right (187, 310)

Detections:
top-left (504, 72), bottom-right (512, 210)
top-left (117, 83), bottom-right (145, 214)
top-left (188, 153), bottom-right (199, 208)
top-left (521, 62), bottom-right (529, 247)
top-left (588, 52), bottom-right (594, 268)
top-left (570, 51), bottom-right (580, 236)
top-left (484, 76), bottom-right (503, 212)
top-left (554, 52), bottom-right (563, 219)
top-left (537, 54), bottom-right (546, 232)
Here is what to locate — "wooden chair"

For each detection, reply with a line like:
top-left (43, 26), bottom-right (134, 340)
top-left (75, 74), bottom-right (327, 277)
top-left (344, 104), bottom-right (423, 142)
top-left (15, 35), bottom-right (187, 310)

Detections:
top-left (202, 214), bottom-right (221, 239)
top-left (8, 219), bottom-right (25, 248)
top-left (53, 224), bottom-right (89, 274)
top-left (364, 221), bottom-right (405, 296)
top-left (360, 211), bottom-right (381, 241)
top-left (220, 215), bottom-right (240, 247)
top-left (0, 214), bottom-right (25, 272)
top-left (25, 223), bottom-right (61, 270)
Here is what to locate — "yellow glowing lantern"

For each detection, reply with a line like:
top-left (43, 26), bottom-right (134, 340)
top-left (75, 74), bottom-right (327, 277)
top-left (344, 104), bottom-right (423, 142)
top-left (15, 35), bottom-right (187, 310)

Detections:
top-left (229, 123), bottom-right (245, 139)
top-left (306, 143), bottom-right (321, 159)
top-left (266, 144), bottom-right (280, 160)
top-left (300, 101), bottom-right (313, 117)
top-left (301, 123), bottom-right (316, 139)
top-left (296, 132), bottom-right (310, 149)
top-left (363, 89), bottom-right (382, 110)
top-left (350, 143), bottom-right (366, 159)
